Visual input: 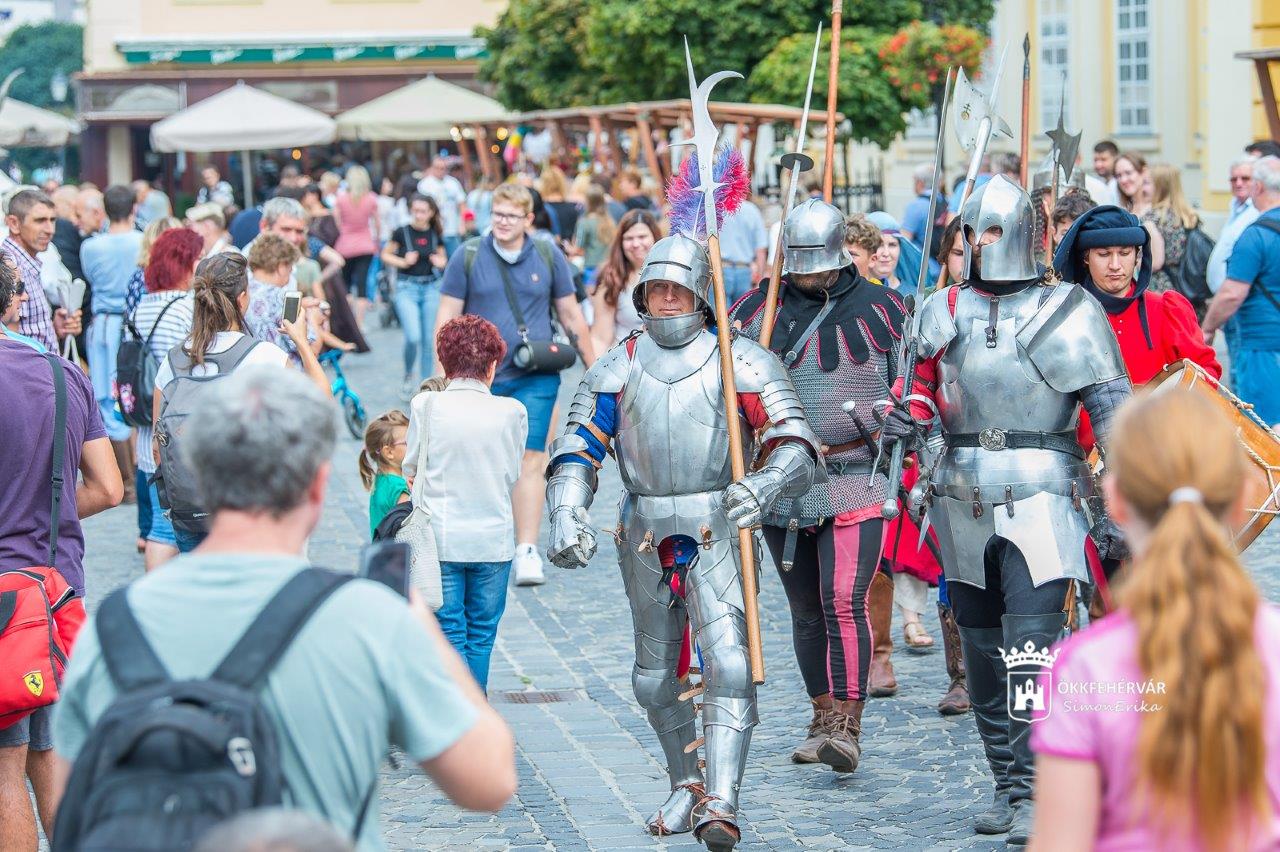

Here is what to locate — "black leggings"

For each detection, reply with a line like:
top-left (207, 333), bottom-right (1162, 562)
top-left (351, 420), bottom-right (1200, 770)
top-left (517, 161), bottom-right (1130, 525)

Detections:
top-left (763, 518), bottom-right (883, 701)
top-left (946, 538), bottom-right (1071, 629)
top-left (342, 254), bottom-right (374, 298)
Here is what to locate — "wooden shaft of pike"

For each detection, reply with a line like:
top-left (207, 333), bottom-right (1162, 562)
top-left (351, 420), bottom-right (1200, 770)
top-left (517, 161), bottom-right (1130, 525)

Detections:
top-left (822, 0), bottom-right (842, 203)
top-left (1019, 36), bottom-right (1031, 187)
top-left (708, 234), bottom-right (765, 684)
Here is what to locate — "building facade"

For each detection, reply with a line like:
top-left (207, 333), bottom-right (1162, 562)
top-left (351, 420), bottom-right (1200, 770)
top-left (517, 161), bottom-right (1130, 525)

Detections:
top-left (876, 0), bottom-right (1262, 235)
top-left (77, 0), bottom-right (503, 187)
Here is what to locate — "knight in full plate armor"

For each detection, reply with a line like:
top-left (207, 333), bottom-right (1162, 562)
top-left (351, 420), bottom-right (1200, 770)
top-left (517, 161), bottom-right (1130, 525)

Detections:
top-left (883, 174), bottom-right (1131, 846)
top-left (544, 234), bottom-right (821, 850)
top-left (731, 198), bottom-right (907, 773)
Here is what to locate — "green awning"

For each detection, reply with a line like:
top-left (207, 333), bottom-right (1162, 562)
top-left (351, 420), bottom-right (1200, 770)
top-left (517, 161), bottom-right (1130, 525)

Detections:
top-left (119, 39), bottom-right (486, 66)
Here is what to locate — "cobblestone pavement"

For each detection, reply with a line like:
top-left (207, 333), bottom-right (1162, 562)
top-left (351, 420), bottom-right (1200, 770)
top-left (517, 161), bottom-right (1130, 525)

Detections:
top-left (79, 324), bottom-right (1280, 851)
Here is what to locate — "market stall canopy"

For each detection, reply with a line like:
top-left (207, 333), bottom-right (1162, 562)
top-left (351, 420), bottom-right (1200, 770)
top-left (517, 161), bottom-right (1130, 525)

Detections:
top-left (335, 75), bottom-right (512, 141)
top-left (149, 81), bottom-right (335, 153)
top-left (0, 98), bottom-right (80, 147)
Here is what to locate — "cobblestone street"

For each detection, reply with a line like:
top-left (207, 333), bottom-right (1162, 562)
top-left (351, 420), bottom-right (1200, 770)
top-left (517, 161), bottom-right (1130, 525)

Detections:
top-left (80, 325), bottom-right (1280, 851)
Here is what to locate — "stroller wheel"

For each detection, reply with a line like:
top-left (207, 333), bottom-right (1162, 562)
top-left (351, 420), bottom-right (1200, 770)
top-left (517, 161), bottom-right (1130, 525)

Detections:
top-left (342, 395), bottom-right (366, 440)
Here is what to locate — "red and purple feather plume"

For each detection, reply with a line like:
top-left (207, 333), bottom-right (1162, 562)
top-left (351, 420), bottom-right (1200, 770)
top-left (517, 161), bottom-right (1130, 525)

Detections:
top-left (665, 147), bottom-right (750, 241)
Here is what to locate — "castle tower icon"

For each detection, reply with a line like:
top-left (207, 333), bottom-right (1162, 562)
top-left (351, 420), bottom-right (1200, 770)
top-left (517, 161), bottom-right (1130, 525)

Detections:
top-left (1013, 677), bottom-right (1044, 713)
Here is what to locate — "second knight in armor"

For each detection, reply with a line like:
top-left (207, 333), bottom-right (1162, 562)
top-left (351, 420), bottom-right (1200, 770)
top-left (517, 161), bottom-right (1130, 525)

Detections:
top-left (731, 198), bottom-right (907, 773)
top-left (544, 234), bottom-right (820, 851)
top-left (884, 175), bottom-right (1132, 846)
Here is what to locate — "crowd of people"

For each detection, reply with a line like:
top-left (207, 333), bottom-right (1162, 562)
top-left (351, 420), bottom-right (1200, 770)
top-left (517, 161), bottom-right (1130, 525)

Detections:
top-left (2, 117), bottom-right (1280, 852)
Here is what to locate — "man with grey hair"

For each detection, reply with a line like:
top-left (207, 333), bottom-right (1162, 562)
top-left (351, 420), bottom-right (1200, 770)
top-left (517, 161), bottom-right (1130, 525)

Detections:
top-left (1207, 156), bottom-right (1260, 295)
top-left (417, 155), bottom-right (466, 256)
top-left (1203, 155), bottom-right (1280, 427)
top-left (52, 366), bottom-right (518, 848)
top-left (902, 161), bottom-right (941, 257)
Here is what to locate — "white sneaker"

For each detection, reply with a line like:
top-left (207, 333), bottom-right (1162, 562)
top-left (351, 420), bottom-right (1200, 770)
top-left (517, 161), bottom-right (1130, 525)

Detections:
top-left (513, 543), bottom-right (546, 587)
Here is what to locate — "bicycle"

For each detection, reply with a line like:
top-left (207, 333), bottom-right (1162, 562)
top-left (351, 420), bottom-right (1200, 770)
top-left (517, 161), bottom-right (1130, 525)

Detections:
top-left (320, 349), bottom-right (367, 440)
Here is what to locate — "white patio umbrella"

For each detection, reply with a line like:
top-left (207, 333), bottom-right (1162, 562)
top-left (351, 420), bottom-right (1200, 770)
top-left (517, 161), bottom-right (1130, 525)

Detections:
top-left (150, 81), bottom-right (336, 206)
top-left (0, 98), bottom-right (80, 147)
top-left (335, 74), bottom-right (511, 141)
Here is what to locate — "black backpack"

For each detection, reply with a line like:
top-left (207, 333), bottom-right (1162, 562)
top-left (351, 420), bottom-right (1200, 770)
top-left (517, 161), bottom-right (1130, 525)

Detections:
top-left (53, 568), bottom-right (357, 852)
top-left (1169, 224), bottom-right (1216, 306)
top-left (115, 298), bottom-right (180, 428)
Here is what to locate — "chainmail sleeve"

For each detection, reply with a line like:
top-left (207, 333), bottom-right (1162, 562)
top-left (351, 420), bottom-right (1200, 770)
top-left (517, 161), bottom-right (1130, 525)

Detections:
top-left (1078, 376), bottom-right (1133, 456)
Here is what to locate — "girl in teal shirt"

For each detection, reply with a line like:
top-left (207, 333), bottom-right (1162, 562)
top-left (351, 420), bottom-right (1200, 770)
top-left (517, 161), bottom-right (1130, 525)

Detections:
top-left (360, 410), bottom-right (410, 538)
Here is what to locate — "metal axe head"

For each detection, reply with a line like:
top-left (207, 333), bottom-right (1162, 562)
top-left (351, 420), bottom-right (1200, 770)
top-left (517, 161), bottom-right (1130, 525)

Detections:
top-left (952, 66), bottom-right (1013, 154)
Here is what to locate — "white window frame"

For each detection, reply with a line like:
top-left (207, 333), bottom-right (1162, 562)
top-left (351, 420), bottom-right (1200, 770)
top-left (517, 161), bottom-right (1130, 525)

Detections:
top-left (1038, 0), bottom-right (1070, 127)
top-left (1115, 0), bottom-right (1153, 134)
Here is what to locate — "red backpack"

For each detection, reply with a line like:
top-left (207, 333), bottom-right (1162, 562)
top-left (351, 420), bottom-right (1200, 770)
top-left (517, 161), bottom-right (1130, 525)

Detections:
top-left (0, 353), bottom-right (86, 725)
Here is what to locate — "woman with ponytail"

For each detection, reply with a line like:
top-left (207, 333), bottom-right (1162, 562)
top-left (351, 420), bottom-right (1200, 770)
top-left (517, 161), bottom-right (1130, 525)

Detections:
top-left (151, 252), bottom-right (328, 551)
top-left (1030, 388), bottom-right (1280, 850)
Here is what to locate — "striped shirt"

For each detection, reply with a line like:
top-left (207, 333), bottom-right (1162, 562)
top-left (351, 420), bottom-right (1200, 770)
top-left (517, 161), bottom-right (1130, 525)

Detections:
top-left (131, 291), bottom-right (195, 474)
top-left (4, 236), bottom-right (54, 350)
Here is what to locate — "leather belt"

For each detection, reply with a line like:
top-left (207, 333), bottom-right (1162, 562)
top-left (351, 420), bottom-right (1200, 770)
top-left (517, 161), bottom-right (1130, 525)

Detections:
top-left (946, 428), bottom-right (1084, 460)
top-left (722, 260), bottom-right (752, 269)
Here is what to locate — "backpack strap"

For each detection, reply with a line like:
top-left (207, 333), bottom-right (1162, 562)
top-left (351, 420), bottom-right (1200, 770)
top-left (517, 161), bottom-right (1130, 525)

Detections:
top-left (43, 352), bottom-right (66, 568)
top-left (96, 588), bottom-right (171, 690)
top-left (210, 568), bottom-right (352, 691)
top-left (140, 296), bottom-right (181, 353)
top-left (1241, 218), bottom-right (1280, 313)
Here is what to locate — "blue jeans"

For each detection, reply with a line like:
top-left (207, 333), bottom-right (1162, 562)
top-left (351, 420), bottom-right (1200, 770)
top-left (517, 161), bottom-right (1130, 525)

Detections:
top-left (721, 265), bottom-right (754, 310)
top-left (1234, 348), bottom-right (1280, 426)
top-left (136, 470), bottom-right (152, 540)
top-left (88, 312), bottom-right (130, 441)
top-left (145, 480), bottom-right (176, 546)
top-left (443, 235), bottom-right (462, 258)
top-left (436, 560), bottom-right (512, 691)
top-left (173, 525), bottom-right (206, 553)
top-left (491, 372), bottom-right (561, 451)
top-left (393, 275), bottom-right (443, 378)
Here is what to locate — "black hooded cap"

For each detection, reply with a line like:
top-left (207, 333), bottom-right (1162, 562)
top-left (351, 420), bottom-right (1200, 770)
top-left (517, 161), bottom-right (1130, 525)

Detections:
top-left (1052, 204), bottom-right (1154, 347)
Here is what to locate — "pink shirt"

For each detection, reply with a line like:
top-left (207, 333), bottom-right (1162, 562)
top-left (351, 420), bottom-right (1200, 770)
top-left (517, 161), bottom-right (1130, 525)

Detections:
top-left (333, 191), bottom-right (379, 258)
top-left (1032, 604), bottom-right (1280, 851)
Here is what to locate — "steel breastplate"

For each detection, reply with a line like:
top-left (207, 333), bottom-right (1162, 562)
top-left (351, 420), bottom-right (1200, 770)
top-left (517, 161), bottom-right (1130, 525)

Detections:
top-left (936, 286), bottom-right (1079, 435)
top-left (614, 331), bottom-right (749, 496)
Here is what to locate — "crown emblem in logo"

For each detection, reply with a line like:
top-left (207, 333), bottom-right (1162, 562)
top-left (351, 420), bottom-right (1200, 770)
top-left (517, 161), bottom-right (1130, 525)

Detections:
top-left (999, 639), bottom-right (1060, 669)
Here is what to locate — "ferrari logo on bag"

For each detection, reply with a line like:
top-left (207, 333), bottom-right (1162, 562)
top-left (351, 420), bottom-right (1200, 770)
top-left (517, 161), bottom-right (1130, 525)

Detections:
top-left (23, 672), bottom-right (43, 697)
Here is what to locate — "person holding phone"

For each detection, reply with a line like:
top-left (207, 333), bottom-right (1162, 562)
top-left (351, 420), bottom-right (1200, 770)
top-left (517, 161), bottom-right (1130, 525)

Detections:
top-left (402, 316), bottom-right (526, 692)
top-left (381, 194), bottom-right (447, 399)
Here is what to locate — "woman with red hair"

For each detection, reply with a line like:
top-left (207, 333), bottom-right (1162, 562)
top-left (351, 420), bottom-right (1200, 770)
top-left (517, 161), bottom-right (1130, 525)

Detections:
top-left (130, 227), bottom-right (204, 569)
top-left (402, 315), bottom-right (528, 691)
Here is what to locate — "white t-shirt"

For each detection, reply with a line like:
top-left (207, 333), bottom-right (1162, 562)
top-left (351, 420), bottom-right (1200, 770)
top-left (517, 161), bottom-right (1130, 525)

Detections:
top-left (155, 331), bottom-right (288, 388)
top-left (416, 174), bottom-right (466, 237)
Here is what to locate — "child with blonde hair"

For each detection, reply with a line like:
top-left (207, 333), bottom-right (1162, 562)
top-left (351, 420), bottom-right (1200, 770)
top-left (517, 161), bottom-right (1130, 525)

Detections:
top-left (359, 410), bottom-right (409, 538)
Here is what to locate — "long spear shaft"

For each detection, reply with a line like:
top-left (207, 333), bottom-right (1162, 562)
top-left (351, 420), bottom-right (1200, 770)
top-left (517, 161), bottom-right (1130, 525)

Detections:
top-left (879, 68), bottom-right (954, 518)
top-left (1019, 34), bottom-right (1030, 187)
top-left (822, 0), bottom-right (842, 203)
top-left (759, 23), bottom-right (822, 348)
top-left (674, 43), bottom-right (765, 684)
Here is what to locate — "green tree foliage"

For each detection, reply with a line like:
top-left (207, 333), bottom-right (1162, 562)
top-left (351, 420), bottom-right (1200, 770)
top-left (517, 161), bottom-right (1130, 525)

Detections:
top-left (0, 21), bottom-right (82, 111)
top-left (748, 28), bottom-right (913, 148)
top-left (478, 0), bottom-right (995, 141)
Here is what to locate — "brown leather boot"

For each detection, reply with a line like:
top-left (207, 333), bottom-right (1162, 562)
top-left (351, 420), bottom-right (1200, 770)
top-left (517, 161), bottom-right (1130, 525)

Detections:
top-left (816, 698), bottom-right (864, 773)
top-left (868, 571), bottom-right (898, 697)
top-left (792, 695), bottom-right (833, 764)
top-left (937, 603), bottom-right (970, 715)
top-left (111, 439), bottom-right (136, 505)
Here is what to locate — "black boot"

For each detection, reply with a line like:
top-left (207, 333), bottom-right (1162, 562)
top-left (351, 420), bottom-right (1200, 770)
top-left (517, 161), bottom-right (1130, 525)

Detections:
top-left (958, 625), bottom-right (1015, 834)
top-left (1001, 611), bottom-right (1068, 847)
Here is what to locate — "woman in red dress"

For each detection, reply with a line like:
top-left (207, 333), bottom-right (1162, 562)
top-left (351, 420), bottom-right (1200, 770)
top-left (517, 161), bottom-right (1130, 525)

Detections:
top-left (1053, 205), bottom-right (1221, 455)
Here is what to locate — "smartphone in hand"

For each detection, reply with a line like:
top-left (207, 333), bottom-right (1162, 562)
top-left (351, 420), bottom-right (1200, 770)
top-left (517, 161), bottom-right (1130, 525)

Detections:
top-left (359, 541), bottom-right (411, 598)
top-left (283, 290), bottom-right (302, 324)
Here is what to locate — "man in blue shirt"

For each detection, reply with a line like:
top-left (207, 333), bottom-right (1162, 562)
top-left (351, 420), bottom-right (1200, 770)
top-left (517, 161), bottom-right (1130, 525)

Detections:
top-left (718, 200), bottom-right (767, 307)
top-left (433, 183), bottom-right (595, 588)
top-left (1203, 155), bottom-right (1280, 426)
top-left (80, 185), bottom-right (142, 453)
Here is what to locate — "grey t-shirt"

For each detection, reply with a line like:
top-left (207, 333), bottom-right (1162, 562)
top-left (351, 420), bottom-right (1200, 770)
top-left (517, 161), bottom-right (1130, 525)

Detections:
top-left (54, 553), bottom-right (478, 851)
top-left (440, 234), bottom-right (575, 383)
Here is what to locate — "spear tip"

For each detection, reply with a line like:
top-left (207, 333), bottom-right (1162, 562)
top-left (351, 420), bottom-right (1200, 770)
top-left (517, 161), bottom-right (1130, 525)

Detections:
top-left (1023, 32), bottom-right (1030, 54)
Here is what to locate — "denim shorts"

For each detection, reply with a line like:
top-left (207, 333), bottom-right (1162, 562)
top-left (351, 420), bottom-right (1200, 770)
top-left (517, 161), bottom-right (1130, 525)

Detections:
top-left (145, 479), bottom-right (176, 547)
top-left (492, 372), bottom-right (561, 452)
top-left (0, 705), bottom-right (53, 750)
